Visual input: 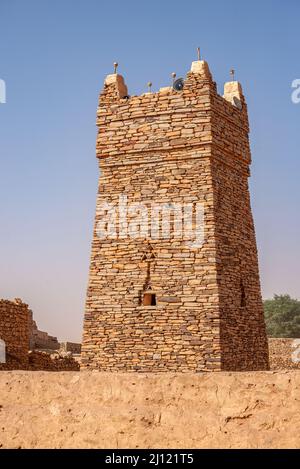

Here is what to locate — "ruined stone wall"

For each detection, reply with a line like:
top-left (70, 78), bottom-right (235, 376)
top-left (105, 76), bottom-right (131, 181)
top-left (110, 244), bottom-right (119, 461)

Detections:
top-left (268, 338), bottom-right (300, 370)
top-left (81, 60), bottom-right (269, 371)
top-left (0, 299), bottom-right (80, 371)
top-left (28, 312), bottom-right (60, 351)
top-left (28, 350), bottom-right (80, 371)
top-left (0, 299), bottom-right (30, 370)
top-left (60, 342), bottom-right (81, 354)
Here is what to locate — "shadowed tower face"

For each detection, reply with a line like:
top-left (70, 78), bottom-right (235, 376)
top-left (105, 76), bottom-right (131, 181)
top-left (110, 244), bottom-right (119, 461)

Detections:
top-left (81, 59), bottom-right (269, 372)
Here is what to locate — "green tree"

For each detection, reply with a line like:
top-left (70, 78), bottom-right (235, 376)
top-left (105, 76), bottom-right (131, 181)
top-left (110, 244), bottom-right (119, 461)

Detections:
top-left (264, 294), bottom-right (300, 337)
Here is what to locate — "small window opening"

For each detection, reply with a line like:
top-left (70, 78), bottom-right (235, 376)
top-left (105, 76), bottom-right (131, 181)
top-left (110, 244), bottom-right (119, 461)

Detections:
top-left (143, 293), bottom-right (156, 306)
top-left (240, 282), bottom-right (246, 307)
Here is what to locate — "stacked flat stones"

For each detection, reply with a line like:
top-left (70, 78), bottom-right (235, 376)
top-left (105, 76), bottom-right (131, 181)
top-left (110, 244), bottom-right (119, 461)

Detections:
top-left (81, 60), bottom-right (269, 372)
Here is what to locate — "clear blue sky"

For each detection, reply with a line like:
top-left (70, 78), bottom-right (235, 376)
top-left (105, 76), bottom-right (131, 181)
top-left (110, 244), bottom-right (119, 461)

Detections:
top-left (0, 0), bottom-right (299, 341)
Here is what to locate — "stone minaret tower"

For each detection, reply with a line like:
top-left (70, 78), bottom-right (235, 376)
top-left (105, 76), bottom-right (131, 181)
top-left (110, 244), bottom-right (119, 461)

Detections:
top-left (81, 59), bottom-right (269, 372)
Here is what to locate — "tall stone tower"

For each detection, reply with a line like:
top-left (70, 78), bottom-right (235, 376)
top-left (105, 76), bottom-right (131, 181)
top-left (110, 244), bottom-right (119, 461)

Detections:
top-left (81, 59), bottom-right (269, 372)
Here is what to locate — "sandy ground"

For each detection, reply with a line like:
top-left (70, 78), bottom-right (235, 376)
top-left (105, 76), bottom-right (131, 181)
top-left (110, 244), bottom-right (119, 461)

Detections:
top-left (0, 370), bottom-right (299, 449)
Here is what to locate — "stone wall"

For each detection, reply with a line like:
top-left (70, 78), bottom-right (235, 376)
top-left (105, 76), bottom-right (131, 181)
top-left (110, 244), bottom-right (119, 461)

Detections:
top-left (60, 342), bottom-right (81, 354)
top-left (81, 60), bottom-right (269, 371)
top-left (210, 88), bottom-right (269, 370)
top-left (28, 311), bottom-right (60, 350)
top-left (28, 350), bottom-right (80, 371)
top-left (0, 299), bottom-right (30, 370)
top-left (268, 338), bottom-right (300, 370)
top-left (1, 298), bottom-right (81, 371)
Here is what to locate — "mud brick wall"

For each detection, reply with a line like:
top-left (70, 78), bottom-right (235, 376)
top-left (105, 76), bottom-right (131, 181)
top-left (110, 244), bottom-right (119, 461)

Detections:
top-left (268, 338), bottom-right (300, 370)
top-left (0, 299), bottom-right (30, 370)
top-left (81, 60), bottom-right (269, 371)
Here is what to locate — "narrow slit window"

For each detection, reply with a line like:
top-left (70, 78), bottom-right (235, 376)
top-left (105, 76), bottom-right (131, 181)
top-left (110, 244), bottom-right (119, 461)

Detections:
top-left (143, 293), bottom-right (156, 306)
top-left (240, 282), bottom-right (246, 307)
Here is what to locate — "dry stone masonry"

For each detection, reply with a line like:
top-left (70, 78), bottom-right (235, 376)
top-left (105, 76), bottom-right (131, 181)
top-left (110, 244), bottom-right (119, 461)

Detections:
top-left (81, 59), bottom-right (269, 371)
top-left (29, 312), bottom-right (60, 350)
top-left (28, 350), bottom-right (80, 371)
top-left (0, 299), bottom-right (30, 370)
top-left (268, 338), bottom-right (300, 370)
top-left (0, 298), bottom-right (80, 371)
